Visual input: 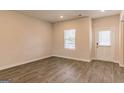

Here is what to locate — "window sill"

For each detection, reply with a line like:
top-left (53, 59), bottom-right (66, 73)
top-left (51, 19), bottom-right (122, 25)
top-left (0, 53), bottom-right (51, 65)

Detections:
top-left (64, 48), bottom-right (75, 50)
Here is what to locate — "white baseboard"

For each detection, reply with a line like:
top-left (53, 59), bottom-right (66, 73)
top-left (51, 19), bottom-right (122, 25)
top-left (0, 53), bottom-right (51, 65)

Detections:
top-left (91, 58), bottom-right (118, 63)
top-left (92, 58), bottom-right (124, 68)
top-left (0, 55), bottom-right (123, 71)
top-left (0, 55), bottom-right (51, 71)
top-left (52, 55), bottom-right (91, 62)
top-left (119, 63), bottom-right (124, 67)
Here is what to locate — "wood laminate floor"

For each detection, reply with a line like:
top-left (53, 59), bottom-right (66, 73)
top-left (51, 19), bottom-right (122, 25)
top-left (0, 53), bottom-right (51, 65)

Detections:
top-left (0, 57), bottom-right (124, 83)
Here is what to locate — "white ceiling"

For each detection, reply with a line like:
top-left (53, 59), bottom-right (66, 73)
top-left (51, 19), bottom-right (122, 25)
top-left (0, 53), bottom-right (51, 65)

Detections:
top-left (17, 10), bottom-right (121, 23)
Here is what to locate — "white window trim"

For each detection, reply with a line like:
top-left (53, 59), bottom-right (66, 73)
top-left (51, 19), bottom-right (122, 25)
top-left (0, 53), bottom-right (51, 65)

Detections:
top-left (96, 27), bottom-right (112, 47)
top-left (98, 30), bottom-right (112, 47)
top-left (64, 29), bottom-right (76, 49)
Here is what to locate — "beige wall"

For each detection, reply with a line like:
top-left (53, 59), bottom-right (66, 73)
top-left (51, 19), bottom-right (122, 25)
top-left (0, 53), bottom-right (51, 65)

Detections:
top-left (53, 17), bottom-right (92, 61)
top-left (119, 11), bottom-right (124, 66)
top-left (0, 11), bottom-right (121, 70)
top-left (119, 21), bottom-right (124, 66)
top-left (92, 15), bottom-right (120, 62)
top-left (0, 11), bottom-right (52, 69)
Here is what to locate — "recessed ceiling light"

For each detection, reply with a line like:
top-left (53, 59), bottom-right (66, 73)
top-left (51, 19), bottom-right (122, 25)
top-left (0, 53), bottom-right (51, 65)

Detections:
top-left (101, 10), bottom-right (105, 12)
top-left (60, 16), bottom-right (63, 18)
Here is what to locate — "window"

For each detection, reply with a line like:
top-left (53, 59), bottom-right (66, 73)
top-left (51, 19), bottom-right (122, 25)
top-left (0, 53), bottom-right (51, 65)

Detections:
top-left (98, 30), bottom-right (111, 46)
top-left (64, 29), bottom-right (76, 49)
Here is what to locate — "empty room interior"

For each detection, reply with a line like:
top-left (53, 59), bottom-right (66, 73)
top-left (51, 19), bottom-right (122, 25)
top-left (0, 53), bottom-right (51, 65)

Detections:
top-left (0, 10), bottom-right (124, 83)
